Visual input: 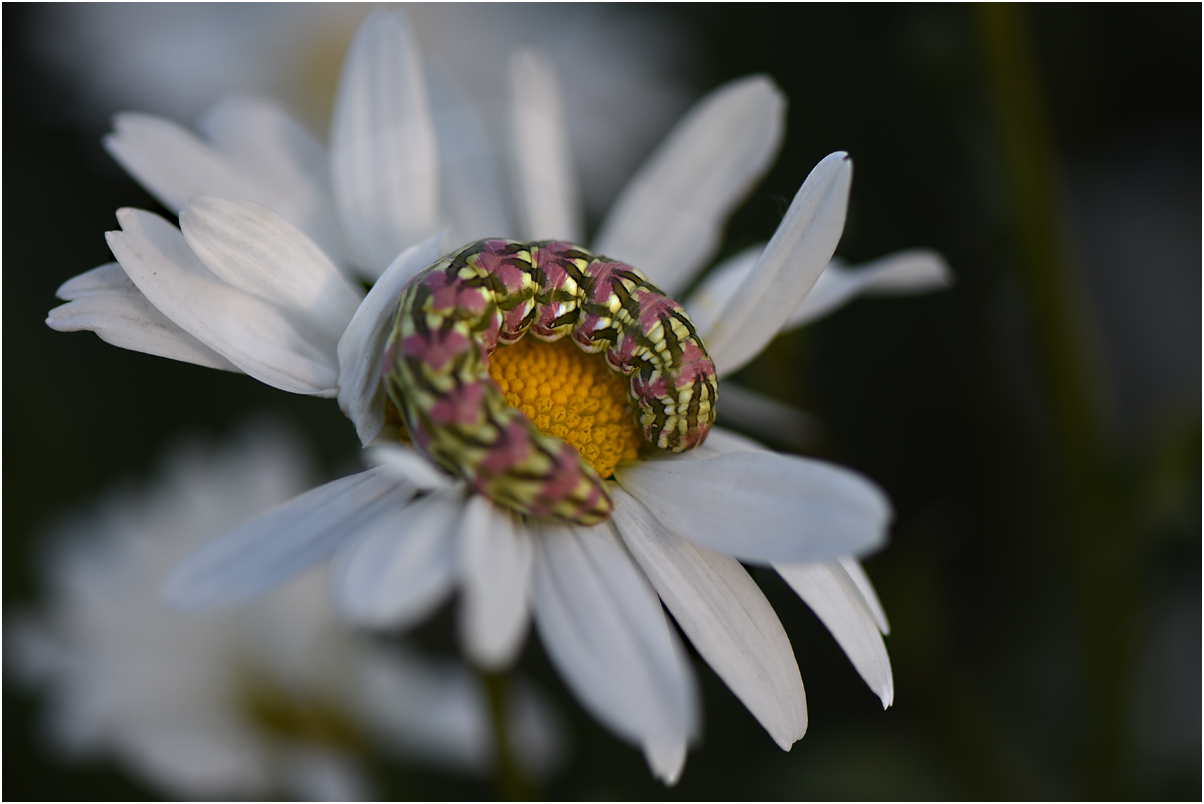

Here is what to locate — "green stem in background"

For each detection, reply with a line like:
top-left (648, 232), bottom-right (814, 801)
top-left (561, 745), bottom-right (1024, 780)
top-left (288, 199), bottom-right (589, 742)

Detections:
top-left (480, 668), bottom-right (537, 801)
top-left (977, 5), bottom-right (1136, 798)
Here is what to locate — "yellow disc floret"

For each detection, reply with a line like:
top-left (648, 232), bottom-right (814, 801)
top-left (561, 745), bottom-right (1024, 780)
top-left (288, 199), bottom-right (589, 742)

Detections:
top-left (488, 336), bottom-right (643, 479)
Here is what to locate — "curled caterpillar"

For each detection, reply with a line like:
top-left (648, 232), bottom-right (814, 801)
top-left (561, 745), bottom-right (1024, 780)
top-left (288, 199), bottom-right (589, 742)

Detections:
top-left (382, 239), bottom-right (717, 525)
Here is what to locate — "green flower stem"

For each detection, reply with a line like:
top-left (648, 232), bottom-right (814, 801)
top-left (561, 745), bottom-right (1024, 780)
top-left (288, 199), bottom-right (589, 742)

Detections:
top-left (978, 5), bottom-right (1136, 798)
top-left (480, 668), bottom-right (537, 801)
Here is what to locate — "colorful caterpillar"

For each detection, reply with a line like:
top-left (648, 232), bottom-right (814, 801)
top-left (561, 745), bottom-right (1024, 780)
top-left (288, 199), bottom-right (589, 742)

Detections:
top-left (382, 239), bottom-right (718, 525)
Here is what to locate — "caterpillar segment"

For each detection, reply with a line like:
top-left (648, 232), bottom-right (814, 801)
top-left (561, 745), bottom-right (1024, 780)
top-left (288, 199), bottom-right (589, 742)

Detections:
top-left (382, 239), bottom-right (718, 525)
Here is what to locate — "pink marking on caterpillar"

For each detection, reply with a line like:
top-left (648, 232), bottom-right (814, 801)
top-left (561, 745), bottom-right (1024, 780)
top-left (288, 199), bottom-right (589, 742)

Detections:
top-left (382, 239), bottom-right (718, 524)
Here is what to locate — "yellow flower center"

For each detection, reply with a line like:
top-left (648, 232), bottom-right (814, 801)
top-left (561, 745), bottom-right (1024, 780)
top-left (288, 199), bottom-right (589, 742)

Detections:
top-left (488, 337), bottom-right (643, 479)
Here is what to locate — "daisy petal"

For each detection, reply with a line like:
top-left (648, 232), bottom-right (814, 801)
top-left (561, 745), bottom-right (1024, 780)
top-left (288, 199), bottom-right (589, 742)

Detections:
top-left (364, 444), bottom-right (458, 492)
top-left (337, 231), bottom-right (446, 445)
top-left (427, 65), bottom-right (514, 244)
top-left (179, 197), bottom-right (362, 346)
top-left (197, 97), bottom-right (346, 263)
top-left (716, 382), bottom-right (823, 451)
top-left (593, 76), bottom-right (785, 296)
top-left (785, 249), bottom-right (953, 330)
top-left (163, 467), bottom-right (407, 611)
top-left (458, 496), bottom-right (533, 670)
top-left (331, 488), bottom-right (461, 628)
top-left (706, 152), bottom-right (853, 377)
top-left (330, 8), bottom-right (440, 279)
top-left (692, 424), bottom-right (766, 455)
top-left (47, 263), bottom-right (239, 371)
top-left (690, 248), bottom-right (952, 341)
top-left (683, 243), bottom-right (762, 340)
top-left (350, 644), bottom-right (492, 771)
top-left (106, 208), bottom-right (340, 395)
top-left (613, 489), bottom-right (807, 750)
top-left (838, 556), bottom-right (891, 635)
top-left (773, 560), bottom-right (894, 708)
top-left (352, 643), bottom-right (565, 777)
top-left (104, 113), bottom-right (279, 216)
top-left (508, 50), bottom-right (582, 243)
top-left (643, 739), bottom-right (688, 787)
top-left (616, 449), bottom-right (891, 564)
top-left (280, 750), bottom-right (368, 802)
top-left (531, 522), bottom-right (697, 751)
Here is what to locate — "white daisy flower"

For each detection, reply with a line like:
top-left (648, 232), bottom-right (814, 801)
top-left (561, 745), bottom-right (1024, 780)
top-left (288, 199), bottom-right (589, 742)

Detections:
top-left (6, 422), bottom-right (563, 800)
top-left (44, 9), bottom-right (947, 784)
top-left (158, 153), bottom-right (892, 785)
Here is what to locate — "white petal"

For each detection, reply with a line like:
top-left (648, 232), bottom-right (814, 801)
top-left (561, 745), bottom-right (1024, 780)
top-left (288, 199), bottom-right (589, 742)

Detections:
top-left (773, 560), bottom-right (894, 708)
top-left (47, 263), bottom-right (240, 371)
top-left (179, 197), bottom-right (362, 346)
top-left (458, 496), bottom-right (533, 669)
top-left (331, 488), bottom-right (462, 628)
top-left (507, 680), bottom-right (570, 779)
top-left (531, 522), bottom-right (697, 750)
top-left (593, 76), bottom-right (785, 295)
top-left (351, 642), bottom-right (565, 777)
top-left (122, 727), bottom-right (267, 797)
top-left (330, 8), bottom-right (440, 279)
top-left (426, 65), bottom-right (514, 244)
top-left (336, 231), bottom-right (446, 444)
top-left (281, 747), bottom-right (371, 803)
top-left (163, 467), bottom-right (408, 611)
top-left (351, 644), bottom-right (491, 770)
top-left (643, 738), bottom-right (687, 787)
top-left (106, 208), bottom-right (340, 395)
top-left (692, 424), bottom-right (767, 455)
top-left (197, 96), bottom-right (347, 264)
top-left (612, 488), bottom-right (807, 750)
top-left (6, 615), bottom-right (68, 686)
top-left (616, 449), bottom-right (891, 565)
top-left (364, 443), bottom-right (458, 492)
top-left (690, 248), bottom-right (952, 341)
top-left (706, 152), bottom-right (853, 377)
top-left (785, 249), bottom-right (953, 329)
top-left (683, 243), bottom-right (762, 339)
top-left (715, 382), bottom-right (823, 451)
top-left (507, 50), bottom-right (582, 242)
top-left (104, 113), bottom-right (280, 215)
top-left (838, 556), bottom-right (891, 635)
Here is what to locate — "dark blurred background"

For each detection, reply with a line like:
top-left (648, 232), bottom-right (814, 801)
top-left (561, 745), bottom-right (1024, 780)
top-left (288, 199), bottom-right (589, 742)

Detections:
top-left (5, 3), bottom-right (1199, 800)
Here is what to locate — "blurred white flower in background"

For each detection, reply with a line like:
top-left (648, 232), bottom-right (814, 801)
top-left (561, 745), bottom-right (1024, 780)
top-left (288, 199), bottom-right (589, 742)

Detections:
top-left (43, 7), bottom-right (953, 785)
top-left (6, 422), bottom-right (563, 800)
top-left (30, 2), bottom-right (694, 221)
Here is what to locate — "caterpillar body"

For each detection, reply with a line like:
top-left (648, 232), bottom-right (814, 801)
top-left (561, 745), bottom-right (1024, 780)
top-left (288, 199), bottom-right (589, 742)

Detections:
top-left (382, 239), bottom-right (717, 525)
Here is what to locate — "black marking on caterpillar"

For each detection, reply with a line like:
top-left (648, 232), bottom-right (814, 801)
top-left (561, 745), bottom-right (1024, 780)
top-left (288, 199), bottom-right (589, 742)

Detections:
top-left (382, 239), bottom-right (717, 524)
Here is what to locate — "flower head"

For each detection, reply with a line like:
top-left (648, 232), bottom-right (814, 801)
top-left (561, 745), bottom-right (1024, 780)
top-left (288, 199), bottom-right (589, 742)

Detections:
top-left (45, 8), bottom-right (948, 784)
top-left (6, 422), bottom-right (562, 799)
